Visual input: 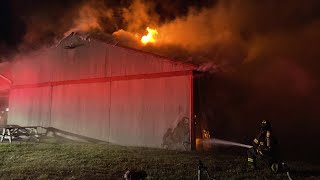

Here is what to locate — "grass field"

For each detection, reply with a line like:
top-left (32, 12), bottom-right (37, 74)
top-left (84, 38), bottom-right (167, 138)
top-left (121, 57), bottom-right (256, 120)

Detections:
top-left (0, 138), bottom-right (319, 180)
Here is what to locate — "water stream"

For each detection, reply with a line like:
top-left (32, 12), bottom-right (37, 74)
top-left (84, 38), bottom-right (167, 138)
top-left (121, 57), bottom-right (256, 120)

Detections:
top-left (202, 138), bottom-right (253, 149)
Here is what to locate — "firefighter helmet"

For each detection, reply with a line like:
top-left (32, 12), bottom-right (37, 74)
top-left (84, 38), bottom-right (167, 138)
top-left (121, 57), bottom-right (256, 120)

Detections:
top-left (260, 120), bottom-right (272, 131)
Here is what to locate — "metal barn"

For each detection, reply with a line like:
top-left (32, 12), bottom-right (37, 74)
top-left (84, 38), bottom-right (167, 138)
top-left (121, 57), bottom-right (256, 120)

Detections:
top-left (1, 34), bottom-right (198, 150)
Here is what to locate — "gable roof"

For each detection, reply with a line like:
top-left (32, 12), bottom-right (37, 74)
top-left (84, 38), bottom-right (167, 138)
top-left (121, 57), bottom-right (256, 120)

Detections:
top-left (60, 33), bottom-right (197, 70)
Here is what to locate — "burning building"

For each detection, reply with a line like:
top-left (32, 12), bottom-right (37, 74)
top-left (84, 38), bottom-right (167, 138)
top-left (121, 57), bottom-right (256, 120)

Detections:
top-left (0, 33), bottom-right (210, 150)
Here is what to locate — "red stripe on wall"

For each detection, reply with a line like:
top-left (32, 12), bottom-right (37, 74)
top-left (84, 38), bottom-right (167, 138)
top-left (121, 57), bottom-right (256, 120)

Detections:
top-left (12, 70), bottom-right (193, 89)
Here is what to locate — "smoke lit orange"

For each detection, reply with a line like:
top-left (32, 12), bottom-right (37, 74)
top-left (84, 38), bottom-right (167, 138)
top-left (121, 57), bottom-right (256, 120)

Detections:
top-left (141, 27), bottom-right (158, 45)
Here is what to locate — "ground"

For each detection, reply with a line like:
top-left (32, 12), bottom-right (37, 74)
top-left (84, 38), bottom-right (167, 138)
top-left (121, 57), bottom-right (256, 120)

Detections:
top-left (0, 138), bottom-right (319, 180)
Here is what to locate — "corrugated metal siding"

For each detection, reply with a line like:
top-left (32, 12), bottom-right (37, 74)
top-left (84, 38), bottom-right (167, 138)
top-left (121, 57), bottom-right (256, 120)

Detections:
top-left (8, 87), bottom-right (51, 127)
top-left (12, 49), bottom-right (54, 85)
top-left (50, 83), bottom-right (110, 141)
top-left (52, 42), bottom-right (107, 82)
top-left (8, 35), bottom-right (194, 149)
top-left (8, 75), bottom-right (191, 149)
top-left (106, 45), bottom-right (192, 77)
top-left (11, 37), bottom-right (194, 85)
top-left (108, 76), bottom-right (190, 148)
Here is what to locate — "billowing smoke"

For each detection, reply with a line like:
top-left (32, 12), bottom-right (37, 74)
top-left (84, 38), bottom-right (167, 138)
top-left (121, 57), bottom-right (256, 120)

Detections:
top-left (1, 0), bottom-right (320, 64)
top-left (64, 2), bottom-right (109, 36)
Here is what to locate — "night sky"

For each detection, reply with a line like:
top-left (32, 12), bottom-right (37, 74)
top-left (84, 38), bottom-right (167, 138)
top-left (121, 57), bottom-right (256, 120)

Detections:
top-left (1, 0), bottom-right (320, 162)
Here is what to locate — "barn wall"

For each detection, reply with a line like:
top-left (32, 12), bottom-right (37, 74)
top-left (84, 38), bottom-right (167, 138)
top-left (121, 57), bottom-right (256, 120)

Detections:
top-left (106, 45), bottom-right (193, 77)
top-left (10, 36), bottom-right (194, 85)
top-left (8, 87), bottom-right (51, 127)
top-left (11, 49), bottom-right (54, 85)
top-left (8, 75), bottom-right (191, 149)
top-left (7, 34), bottom-right (195, 149)
top-left (108, 76), bottom-right (190, 148)
top-left (51, 42), bottom-right (107, 82)
top-left (48, 83), bottom-right (109, 141)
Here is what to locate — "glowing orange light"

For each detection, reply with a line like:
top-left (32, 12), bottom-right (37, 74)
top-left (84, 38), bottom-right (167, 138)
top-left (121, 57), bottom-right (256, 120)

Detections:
top-left (141, 27), bottom-right (158, 45)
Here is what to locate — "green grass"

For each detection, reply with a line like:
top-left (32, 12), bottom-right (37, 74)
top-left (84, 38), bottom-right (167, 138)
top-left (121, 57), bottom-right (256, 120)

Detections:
top-left (0, 138), bottom-right (318, 180)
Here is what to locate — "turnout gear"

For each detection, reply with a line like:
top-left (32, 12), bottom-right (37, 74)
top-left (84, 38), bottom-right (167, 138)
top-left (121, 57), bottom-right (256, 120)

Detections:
top-left (247, 121), bottom-right (278, 170)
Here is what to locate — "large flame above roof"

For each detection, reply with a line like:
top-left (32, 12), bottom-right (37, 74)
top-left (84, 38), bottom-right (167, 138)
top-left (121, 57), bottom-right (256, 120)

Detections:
top-left (141, 27), bottom-right (158, 45)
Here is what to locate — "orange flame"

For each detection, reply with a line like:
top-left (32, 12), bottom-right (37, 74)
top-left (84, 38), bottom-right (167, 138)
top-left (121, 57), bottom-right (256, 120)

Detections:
top-left (141, 27), bottom-right (158, 45)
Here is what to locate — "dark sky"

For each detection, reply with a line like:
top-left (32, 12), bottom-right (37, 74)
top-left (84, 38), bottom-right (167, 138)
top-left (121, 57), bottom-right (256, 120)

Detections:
top-left (0, 1), bottom-right (24, 51)
top-left (1, 0), bottom-right (320, 161)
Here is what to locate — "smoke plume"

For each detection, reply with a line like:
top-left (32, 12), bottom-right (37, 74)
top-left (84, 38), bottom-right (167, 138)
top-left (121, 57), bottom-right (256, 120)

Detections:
top-left (0, 0), bottom-right (319, 64)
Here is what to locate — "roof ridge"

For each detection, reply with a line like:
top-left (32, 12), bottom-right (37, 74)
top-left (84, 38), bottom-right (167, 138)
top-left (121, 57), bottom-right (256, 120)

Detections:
top-left (60, 32), bottom-right (197, 69)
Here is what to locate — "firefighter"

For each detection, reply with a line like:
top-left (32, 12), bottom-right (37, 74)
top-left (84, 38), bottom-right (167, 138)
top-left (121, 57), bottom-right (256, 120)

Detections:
top-left (247, 120), bottom-right (278, 170)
